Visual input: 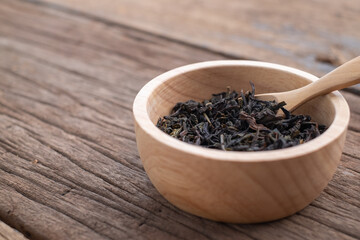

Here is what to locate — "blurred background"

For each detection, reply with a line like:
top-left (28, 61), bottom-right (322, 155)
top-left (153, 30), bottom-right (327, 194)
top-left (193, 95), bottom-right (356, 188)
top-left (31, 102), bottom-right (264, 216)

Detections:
top-left (40, 0), bottom-right (360, 75)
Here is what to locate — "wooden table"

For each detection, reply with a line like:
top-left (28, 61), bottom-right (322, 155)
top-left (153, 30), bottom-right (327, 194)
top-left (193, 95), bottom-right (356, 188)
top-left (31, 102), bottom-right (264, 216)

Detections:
top-left (0, 0), bottom-right (359, 239)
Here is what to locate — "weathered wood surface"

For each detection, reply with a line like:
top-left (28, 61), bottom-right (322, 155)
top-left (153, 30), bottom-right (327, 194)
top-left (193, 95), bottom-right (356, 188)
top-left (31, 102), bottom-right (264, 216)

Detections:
top-left (0, 221), bottom-right (28, 240)
top-left (0, 0), bottom-right (359, 239)
top-left (38, 0), bottom-right (360, 76)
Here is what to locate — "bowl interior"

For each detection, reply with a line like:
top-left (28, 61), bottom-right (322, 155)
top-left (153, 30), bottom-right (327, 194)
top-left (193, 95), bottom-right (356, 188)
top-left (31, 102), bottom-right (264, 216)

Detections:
top-left (147, 65), bottom-right (335, 127)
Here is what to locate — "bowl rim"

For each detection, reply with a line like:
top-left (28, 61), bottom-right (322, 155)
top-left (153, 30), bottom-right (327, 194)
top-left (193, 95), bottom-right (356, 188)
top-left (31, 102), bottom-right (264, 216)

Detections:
top-left (133, 60), bottom-right (350, 162)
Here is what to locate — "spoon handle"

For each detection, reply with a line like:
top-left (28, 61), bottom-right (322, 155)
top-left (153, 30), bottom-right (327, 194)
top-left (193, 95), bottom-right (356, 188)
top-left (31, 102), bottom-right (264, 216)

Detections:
top-left (286, 56), bottom-right (360, 111)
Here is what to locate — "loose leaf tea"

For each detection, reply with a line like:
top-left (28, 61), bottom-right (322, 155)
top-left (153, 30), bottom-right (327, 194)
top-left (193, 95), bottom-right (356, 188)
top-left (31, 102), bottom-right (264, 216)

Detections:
top-left (156, 83), bottom-right (326, 151)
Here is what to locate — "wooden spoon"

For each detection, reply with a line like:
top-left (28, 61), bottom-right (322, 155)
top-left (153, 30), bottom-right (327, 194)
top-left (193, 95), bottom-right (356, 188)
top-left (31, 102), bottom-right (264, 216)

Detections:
top-left (256, 56), bottom-right (360, 114)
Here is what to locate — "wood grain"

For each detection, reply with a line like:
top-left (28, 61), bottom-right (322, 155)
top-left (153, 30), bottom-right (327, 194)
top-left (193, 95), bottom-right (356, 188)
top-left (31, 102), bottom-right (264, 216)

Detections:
top-left (0, 221), bottom-right (28, 240)
top-left (38, 0), bottom-right (360, 76)
top-left (0, 0), bottom-right (359, 239)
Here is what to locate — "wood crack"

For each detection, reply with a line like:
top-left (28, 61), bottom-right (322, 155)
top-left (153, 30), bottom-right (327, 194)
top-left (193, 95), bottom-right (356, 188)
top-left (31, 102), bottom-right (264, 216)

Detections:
top-left (0, 101), bottom-right (144, 177)
top-left (18, 0), bottom-right (246, 61)
top-left (0, 63), bottom-right (132, 120)
top-left (348, 126), bottom-right (360, 134)
top-left (0, 141), bottom-right (151, 221)
top-left (0, 40), bottom-right (138, 96)
top-left (0, 148), bottom-right (147, 221)
top-left (309, 202), bottom-right (359, 222)
top-left (322, 188), bottom-right (360, 208)
top-left (297, 213), bottom-right (359, 239)
top-left (0, 169), bottom-right (115, 240)
top-left (84, 92), bottom-right (133, 113)
top-left (343, 152), bottom-right (360, 161)
top-left (1, 100), bottom-right (138, 169)
top-left (223, 224), bottom-right (259, 240)
top-left (0, 14), bottom-right (167, 72)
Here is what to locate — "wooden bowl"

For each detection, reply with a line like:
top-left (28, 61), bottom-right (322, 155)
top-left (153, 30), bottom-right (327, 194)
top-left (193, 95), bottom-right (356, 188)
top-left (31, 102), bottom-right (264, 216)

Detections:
top-left (133, 60), bottom-right (350, 223)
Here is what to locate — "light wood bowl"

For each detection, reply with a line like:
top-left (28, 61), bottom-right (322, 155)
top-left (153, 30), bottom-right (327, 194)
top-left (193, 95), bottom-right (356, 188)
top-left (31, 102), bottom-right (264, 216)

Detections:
top-left (133, 61), bottom-right (350, 223)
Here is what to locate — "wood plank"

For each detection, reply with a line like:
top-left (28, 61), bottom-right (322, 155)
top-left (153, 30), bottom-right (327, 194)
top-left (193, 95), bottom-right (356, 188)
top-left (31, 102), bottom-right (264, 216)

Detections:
top-left (0, 221), bottom-right (28, 240)
top-left (0, 1), bottom-right (359, 239)
top-left (35, 0), bottom-right (360, 77)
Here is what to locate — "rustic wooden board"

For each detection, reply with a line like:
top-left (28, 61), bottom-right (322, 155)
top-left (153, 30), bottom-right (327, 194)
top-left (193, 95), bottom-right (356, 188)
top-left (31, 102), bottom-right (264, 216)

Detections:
top-left (0, 0), bottom-right (359, 239)
top-left (0, 221), bottom-right (28, 240)
top-left (38, 0), bottom-right (360, 77)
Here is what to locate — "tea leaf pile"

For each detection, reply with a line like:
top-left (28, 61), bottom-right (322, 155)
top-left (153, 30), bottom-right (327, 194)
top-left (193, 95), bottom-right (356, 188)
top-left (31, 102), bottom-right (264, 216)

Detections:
top-left (156, 83), bottom-right (326, 151)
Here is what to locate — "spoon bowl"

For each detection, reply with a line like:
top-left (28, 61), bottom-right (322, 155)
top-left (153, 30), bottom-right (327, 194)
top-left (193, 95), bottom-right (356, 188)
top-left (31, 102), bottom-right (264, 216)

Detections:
top-left (133, 60), bottom-right (350, 223)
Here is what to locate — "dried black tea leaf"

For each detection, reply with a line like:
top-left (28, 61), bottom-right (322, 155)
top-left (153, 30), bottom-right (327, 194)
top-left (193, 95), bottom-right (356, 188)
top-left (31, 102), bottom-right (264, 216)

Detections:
top-left (156, 83), bottom-right (327, 151)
